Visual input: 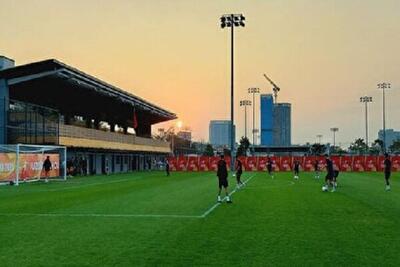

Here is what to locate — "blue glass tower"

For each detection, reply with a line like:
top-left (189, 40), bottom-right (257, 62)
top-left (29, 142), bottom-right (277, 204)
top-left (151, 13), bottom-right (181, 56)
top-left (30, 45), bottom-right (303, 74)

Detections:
top-left (260, 94), bottom-right (273, 145)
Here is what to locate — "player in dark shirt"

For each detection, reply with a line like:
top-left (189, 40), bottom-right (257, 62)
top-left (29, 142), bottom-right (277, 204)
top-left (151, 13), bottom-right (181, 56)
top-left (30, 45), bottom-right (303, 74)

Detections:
top-left (333, 168), bottom-right (340, 187)
top-left (42, 156), bottom-right (52, 183)
top-left (384, 153), bottom-right (391, 191)
top-left (294, 160), bottom-right (300, 180)
top-left (217, 155), bottom-right (232, 203)
top-left (235, 158), bottom-right (244, 188)
top-left (165, 160), bottom-right (170, 176)
top-left (267, 157), bottom-right (274, 178)
top-left (314, 160), bottom-right (320, 179)
top-left (324, 154), bottom-right (336, 192)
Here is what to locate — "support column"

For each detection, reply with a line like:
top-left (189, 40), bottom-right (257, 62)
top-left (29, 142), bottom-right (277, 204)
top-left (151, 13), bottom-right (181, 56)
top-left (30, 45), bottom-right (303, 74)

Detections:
top-left (135, 122), bottom-right (151, 137)
top-left (64, 114), bottom-right (71, 125)
top-left (94, 119), bottom-right (100, 130)
top-left (0, 79), bottom-right (9, 144)
top-left (110, 123), bottom-right (116, 132)
top-left (85, 118), bottom-right (92, 128)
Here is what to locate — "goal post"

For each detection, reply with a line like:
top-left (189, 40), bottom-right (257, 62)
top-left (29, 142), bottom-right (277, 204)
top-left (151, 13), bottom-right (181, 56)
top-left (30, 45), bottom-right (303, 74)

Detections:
top-left (0, 144), bottom-right (67, 186)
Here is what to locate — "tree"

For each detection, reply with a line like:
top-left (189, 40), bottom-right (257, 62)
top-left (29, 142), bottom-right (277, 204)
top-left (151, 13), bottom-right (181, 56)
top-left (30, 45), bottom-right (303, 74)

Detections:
top-left (203, 144), bottom-right (214, 156)
top-left (369, 139), bottom-right (384, 155)
top-left (236, 137), bottom-right (250, 157)
top-left (389, 139), bottom-right (400, 153)
top-left (331, 146), bottom-right (347, 155)
top-left (348, 138), bottom-right (367, 155)
top-left (310, 143), bottom-right (326, 155)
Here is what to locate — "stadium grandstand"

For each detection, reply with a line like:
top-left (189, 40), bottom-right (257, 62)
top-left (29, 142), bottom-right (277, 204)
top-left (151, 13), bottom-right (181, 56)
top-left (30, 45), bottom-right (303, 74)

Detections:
top-left (0, 56), bottom-right (176, 176)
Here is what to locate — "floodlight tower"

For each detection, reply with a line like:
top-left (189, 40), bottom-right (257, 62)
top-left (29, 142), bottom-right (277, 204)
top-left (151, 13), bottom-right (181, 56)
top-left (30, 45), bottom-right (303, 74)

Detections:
top-left (360, 96), bottom-right (372, 148)
top-left (377, 82), bottom-right (391, 152)
top-left (240, 100), bottom-right (251, 139)
top-left (330, 127), bottom-right (339, 149)
top-left (316, 134), bottom-right (323, 144)
top-left (220, 13), bottom-right (245, 170)
top-left (248, 87), bottom-right (260, 153)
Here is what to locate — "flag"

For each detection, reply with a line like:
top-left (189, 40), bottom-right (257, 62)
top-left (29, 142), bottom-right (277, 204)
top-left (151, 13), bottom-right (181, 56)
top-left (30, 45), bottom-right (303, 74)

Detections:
top-left (133, 109), bottom-right (138, 129)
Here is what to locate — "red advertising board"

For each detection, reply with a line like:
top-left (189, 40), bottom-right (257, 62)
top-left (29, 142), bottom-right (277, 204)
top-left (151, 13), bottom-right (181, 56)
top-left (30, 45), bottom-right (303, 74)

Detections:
top-left (365, 156), bottom-right (378, 171)
top-left (162, 156), bottom-right (400, 172)
top-left (352, 156), bottom-right (365, 172)
top-left (187, 156), bottom-right (199, 171)
top-left (167, 157), bottom-right (177, 171)
top-left (270, 156), bottom-right (280, 171)
top-left (246, 156), bottom-right (258, 171)
top-left (391, 156), bottom-right (400, 171)
top-left (280, 156), bottom-right (291, 171)
top-left (316, 156), bottom-right (326, 171)
top-left (377, 156), bottom-right (385, 171)
top-left (340, 156), bottom-right (352, 172)
top-left (257, 157), bottom-right (267, 171)
top-left (198, 156), bottom-right (210, 171)
top-left (304, 156), bottom-right (316, 171)
top-left (209, 156), bottom-right (220, 171)
top-left (176, 156), bottom-right (188, 171)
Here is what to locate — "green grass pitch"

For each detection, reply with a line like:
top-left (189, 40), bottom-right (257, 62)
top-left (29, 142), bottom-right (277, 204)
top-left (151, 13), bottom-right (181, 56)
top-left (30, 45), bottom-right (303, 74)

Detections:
top-left (0, 171), bottom-right (399, 266)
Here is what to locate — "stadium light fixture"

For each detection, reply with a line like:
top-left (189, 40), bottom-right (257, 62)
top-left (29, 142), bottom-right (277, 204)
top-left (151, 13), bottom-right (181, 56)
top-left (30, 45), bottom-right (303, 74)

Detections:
top-left (240, 100), bottom-right (252, 139)
top-left (248, 87), bottom-right (260, 154)
top-left (330, 127), bottom-right (339, 151)
top-left (220, 13), bottom-right (245, 170)
top-left (360, 96), bottom-right (372, 150)
top-left (377, 82), bottom-right (391, 153)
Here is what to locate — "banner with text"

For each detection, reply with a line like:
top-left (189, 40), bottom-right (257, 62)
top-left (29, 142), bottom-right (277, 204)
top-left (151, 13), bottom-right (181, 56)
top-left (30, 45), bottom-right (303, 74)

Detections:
top-left (0, 153), bottom-right (60, 182)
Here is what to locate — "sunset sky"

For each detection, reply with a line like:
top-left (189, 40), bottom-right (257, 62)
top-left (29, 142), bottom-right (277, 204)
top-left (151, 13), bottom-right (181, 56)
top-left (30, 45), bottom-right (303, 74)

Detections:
top-left (1, 0), bottom-right (399, 146)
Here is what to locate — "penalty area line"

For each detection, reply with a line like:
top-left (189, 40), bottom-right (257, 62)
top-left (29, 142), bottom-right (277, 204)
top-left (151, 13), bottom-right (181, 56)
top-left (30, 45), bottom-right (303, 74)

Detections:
top-left (200, 174), bottom-right (256, 218)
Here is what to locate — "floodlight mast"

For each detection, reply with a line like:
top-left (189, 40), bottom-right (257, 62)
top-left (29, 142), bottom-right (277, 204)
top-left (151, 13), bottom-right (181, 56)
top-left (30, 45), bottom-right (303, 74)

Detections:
top-left (240, 100), bottom-right (252, 139)
top-left (377, 82), bottom-right (391, 153)
top-left (248, 87), bottom-right (260, 154)
top-left (220, 14), bottom-right (245, 171)
top-left (330, 127), bottom-right (339, 150)
top-left (360, 96), bottom-right (372, 149)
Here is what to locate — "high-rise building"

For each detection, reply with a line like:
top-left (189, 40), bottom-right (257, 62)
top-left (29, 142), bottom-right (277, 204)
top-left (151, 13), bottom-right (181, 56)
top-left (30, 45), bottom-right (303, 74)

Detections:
top-left (260, 94), bottom-right (291, 147)
top-left (378, 129), bottom-right (400, 150)
top-left (209, 120), bottom-right (235, 147)
top-left (260, 94), bottom-right (274, 146)
top-left (273, 103), bottom-right (291, 146)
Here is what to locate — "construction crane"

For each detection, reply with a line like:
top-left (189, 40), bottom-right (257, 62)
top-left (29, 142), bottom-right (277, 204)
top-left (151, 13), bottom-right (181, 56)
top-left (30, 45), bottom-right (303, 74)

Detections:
top-left (263, 74), bottom-right (280, 103)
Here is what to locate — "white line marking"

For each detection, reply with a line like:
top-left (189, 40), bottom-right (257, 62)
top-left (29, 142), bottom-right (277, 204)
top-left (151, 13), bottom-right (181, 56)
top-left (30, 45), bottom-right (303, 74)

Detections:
top-left (0, 173), bottom-right (249, 220)
top-left (17, 178), bottom-right (139, 192)
top-left (200, 174), bottom-right (256, 218)
top-left (45, 178), bottom-right (138, 191)
top-left (0, 213), bottom-right (202, 219)
top-left (43, 172), bottom-right (214, 192)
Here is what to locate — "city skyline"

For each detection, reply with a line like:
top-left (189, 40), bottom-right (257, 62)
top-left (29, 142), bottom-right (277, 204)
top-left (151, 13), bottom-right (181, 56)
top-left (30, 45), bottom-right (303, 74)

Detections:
top-left (1, 0), bottom-right (400, 145)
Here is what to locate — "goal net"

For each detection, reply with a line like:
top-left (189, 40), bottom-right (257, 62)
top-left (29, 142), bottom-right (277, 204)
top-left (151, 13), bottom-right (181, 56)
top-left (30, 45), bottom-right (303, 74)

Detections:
top-left (0, 144), bottom-right (67, 185)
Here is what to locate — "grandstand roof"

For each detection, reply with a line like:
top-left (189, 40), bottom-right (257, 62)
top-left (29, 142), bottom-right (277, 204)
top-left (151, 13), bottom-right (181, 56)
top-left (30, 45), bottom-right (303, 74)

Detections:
top-left (0, 59), bottom-right (176, 124)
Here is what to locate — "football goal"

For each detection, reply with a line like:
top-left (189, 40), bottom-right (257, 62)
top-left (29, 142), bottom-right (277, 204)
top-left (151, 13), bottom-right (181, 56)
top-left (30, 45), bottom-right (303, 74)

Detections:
top-left (0, 144), bottom-right (67, 185)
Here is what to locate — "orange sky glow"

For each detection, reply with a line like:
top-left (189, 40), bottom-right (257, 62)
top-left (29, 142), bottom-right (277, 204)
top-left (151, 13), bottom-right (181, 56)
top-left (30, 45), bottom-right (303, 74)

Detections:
top-left (1, 0), bottom-right (400, 146)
